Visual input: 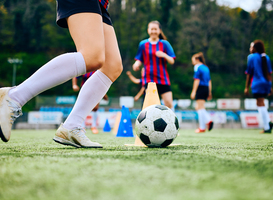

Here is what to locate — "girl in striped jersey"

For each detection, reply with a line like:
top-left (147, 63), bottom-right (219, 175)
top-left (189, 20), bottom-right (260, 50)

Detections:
top-left (0, 0), bottom-right (123, 148)
top-left (191, 52), bottom-right (213, 133)
top-left (245, 40), bottom-right (272, 133)
top-left (132, 21), bottom-right (176, 110)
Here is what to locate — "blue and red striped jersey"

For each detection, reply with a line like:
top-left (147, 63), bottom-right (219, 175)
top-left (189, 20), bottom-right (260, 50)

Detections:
top-left (99, 0), bottom-right (109, 10)
top-left (77, 71), bottom-right (95, 86)
top-left (135, 39), bottom-right (176, 86)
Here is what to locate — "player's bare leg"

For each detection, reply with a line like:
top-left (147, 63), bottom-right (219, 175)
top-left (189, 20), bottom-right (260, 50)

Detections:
top-left (54, 14), bottom-right (122, 148)
top-left (161, 91), bottom-right (173, 110)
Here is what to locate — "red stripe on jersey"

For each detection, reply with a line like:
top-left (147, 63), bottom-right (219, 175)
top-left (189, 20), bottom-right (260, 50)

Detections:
top-left (158, 42), bottom-right (165, 85)
top-left (152, 44), bottom-right (158, 83)
top-left (145, 42), bottom-right (151, 83)
top-left (99, 0), bottom-right (109, 9)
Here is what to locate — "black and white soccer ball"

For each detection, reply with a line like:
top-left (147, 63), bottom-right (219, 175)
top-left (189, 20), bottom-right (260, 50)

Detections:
top-left (135, 104), bottom-right (179, 147)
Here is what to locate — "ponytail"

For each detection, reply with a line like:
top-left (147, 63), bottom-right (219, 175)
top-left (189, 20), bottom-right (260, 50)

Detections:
top-left (192, 52), bottom-right (206, 65)
top-left (253, 40), bottom-right (271, 81)
top-left (148, 21), bottom-right (167, 40)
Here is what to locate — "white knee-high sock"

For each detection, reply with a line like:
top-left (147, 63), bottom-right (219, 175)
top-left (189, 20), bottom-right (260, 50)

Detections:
top-left (64, 70), bottom-right (112, 129)
top-left (197, 109), bottom-right (206, 130)
top-left (9, 52), bottom-right (86, 106)
top-left (258, 106), bottom-right (270, 130)
top-left (201, 109), bottom-right (211, 124)
top-left (92, 111), bottom-right (98, 128)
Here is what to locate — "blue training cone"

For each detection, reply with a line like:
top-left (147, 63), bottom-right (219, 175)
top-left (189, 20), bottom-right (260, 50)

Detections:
top-left (116, 106), bottom-right (134, 137)
top-left (103, 119), bottom-right (111, 132)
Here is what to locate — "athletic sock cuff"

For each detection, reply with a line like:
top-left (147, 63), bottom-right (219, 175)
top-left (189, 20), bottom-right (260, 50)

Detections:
top-left (75, 52), bottom-right (86, 76)
top-left (96, 70), bottom-right (113, 86)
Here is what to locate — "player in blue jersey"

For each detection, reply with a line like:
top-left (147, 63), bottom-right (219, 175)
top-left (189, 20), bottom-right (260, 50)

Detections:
top-left (72, 72), bottom-right (108, 134)
top-left (132, 21), bottom-right (176, 110)
top-left (244, 40), bottom-right (272, 134)
top-left (0, 0), bottom-right (123, 148)
top-left (190, 52), bottom-right (213, 133)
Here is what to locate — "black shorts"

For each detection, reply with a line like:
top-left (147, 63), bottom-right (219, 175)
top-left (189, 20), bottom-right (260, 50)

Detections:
top-left (253, 93), bottom-right (268, 98)
top-left (196, 85), bottom-right (209, 100)
top-left (56, 0), bottom-right (112, 28)
top-left (145, 83), bottom-right (171, 96)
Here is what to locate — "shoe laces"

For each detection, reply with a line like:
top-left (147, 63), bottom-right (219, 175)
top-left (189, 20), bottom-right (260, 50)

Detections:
top-left (71, 127), bottom-right (89, 141)
top-left (7, 99), bottom-right (22, 125)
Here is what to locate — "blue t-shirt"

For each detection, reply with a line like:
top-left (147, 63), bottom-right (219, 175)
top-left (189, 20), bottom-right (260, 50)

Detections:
top-left (245, 53), bottom-right (272, 94)
top-left (135, 39), bottom-right (176, 85)
top-left (193, 64), bottom-right (211, 86)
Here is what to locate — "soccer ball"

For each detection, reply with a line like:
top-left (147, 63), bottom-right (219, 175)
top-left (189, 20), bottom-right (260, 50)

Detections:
top-left (135, 104), bottom-right (179, 147)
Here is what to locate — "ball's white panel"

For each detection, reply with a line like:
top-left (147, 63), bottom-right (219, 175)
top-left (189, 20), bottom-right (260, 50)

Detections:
top-left (164, 124), bottom-right (178, 140)
top-left (149, 131), bottom-right (167, 146)
top-left (135, 118), bottom-right (154, 137)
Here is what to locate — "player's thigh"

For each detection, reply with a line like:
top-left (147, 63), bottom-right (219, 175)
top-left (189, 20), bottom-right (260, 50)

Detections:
top-left (67, 13), bottom-right (105, 71)
top-left (196, 100), bottom-right (205, 110)
top-left (161, 91), bottom-right (173, 109)
top-left (256, 98), bottom-right (265, 106)
top-left (99, 23), bottom-right (123, 82)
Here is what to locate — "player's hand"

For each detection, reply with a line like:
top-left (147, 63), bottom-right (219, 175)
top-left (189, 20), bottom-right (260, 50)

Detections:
top-left (73, 85), bottom-right (80, 92)
top-left (103, 94), bottom-right (109, 101)
top-left (134, 96), bottom-right (139, 101)
top-left (155, 51), bottom-right (166, 58)
top-left (133, 64), bottom-right (140, 71)
top-left (207, 93), bottom-right (212, 101)
top-left (268, 88), bottom-right (272, 96)
top-left (244, 88), bottom-right (249, 96)
top-left (190, 92), bottom-right (196, 100)
top-left (126, 71), bottom-right (132, 76)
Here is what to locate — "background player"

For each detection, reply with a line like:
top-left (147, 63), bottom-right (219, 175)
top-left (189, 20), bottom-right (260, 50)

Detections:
top-left (0, 0), bottom-right (123, 148)
top-left (72, 72), bottom-right (108, 134)
top-left (190, 52), bottom-right (213, 133)
top-left (244, 40), bottom-right (272, 133)
top-left (132, 20), bottom-right (176, 110)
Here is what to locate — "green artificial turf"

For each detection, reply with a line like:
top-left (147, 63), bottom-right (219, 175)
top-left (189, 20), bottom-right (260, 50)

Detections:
top-left (0, 129), bottom-right (273, 200)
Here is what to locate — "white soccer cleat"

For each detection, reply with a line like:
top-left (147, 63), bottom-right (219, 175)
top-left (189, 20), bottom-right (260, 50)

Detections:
top-left (53, 124), bottom-right (103, 148)
top-left (0, 87), bottom-right (22, 142)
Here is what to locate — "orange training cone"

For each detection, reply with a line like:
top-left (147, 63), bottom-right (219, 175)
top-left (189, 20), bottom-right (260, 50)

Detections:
top-left (112, 111), bottom-right (122, 135)
top-left (125, 82), bottom-right (161, 146)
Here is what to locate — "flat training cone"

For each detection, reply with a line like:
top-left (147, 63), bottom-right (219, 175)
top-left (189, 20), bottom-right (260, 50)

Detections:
top-left (116, 106), bottom-right (134, 137)
top-left (125, 82), bottom-right (161, 146)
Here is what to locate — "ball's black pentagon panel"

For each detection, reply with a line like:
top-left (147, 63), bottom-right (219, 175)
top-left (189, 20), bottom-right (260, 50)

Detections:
top-left (174, 116), bottom-right (179, 130)
top-left (161, 139), bottom-right (174, 147)
top-left (155, 105), bottom-right (168, 111)
top-left (137, 110), bottom-right (147, 123)
top-left (140, 133), bottom-right (151, 145)
top-left (153, 118), bottom-right (167, 132)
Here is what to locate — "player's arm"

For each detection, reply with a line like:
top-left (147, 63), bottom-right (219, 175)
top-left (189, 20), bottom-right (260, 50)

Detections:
top-left (208, 80), bottom-right (212, 101)
top-left (126, 71), bottom-right (141, 84)
top-left (72, 77), bottom-right (80, 92)
top-left (134, 87), bottom-right (145, 101)
top-left (191, 79), bottom-right (200, 100)
top-left (155, 51), bottom-right (175, 65)
top-left (244, 74), bottom-right (251, 95)
top-left (132, 60), bottom-right (142, 71)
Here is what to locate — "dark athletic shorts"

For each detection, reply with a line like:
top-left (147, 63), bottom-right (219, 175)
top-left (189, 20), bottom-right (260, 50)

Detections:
top-left (253, 93), bottom-right (268, 98)
top-left (56, 0), bottom-right (112, 28)
top-left (196, 85), bottom-right (209, 100)
top-left (144, 83), bottom-right (172, 96)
